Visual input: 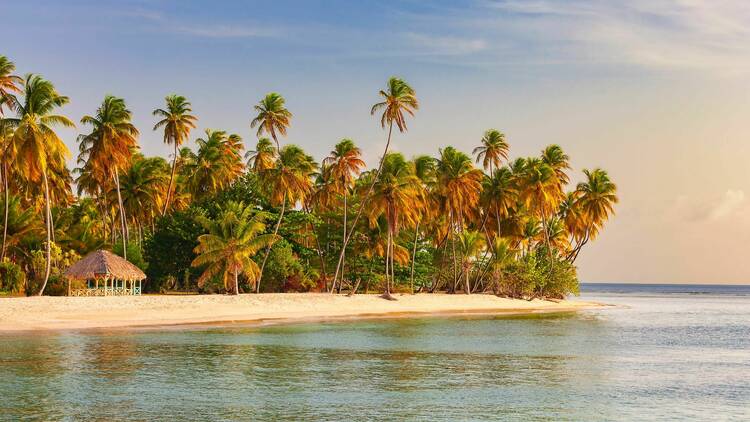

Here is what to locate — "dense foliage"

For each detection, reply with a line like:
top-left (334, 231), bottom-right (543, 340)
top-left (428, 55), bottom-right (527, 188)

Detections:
top-left (0, 55), bottom-right (617, 298)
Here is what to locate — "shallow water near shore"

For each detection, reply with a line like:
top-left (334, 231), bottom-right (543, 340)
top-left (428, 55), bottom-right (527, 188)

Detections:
top-left (1, 284), bottom-right (749, 421)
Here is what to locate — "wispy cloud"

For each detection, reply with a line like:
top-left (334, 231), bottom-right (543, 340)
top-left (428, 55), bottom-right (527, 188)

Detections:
top-left (674, 189), bottom-right (748, 223)
top-left (403, 33), bottom-right (488, 56)
top-left (172, 24), bottom-right (278, 39)
top-left (475, 0), bottom-right (750, 71)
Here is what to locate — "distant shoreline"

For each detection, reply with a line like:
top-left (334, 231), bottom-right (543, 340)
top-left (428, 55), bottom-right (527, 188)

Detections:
top-left (0, 293), bottom-right (604, 333)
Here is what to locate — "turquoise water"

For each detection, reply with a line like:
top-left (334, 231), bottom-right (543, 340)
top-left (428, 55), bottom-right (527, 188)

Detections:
top-left (1, 285), bottom-right (749, 421)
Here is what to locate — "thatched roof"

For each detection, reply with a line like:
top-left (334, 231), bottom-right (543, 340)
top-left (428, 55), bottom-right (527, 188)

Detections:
top-left (64, 250), bottom-right (146, 281)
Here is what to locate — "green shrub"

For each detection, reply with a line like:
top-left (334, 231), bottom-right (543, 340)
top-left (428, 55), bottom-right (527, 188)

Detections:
top-left (0, 261), bottom-right (25, 294)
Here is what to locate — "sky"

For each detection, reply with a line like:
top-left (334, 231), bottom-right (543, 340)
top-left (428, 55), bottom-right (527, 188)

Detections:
top-left (3, 0), bottom-right (750, 284)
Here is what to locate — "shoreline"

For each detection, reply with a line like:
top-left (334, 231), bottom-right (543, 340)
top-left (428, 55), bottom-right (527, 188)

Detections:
top-left (0, 293), bottom-right (606, 333)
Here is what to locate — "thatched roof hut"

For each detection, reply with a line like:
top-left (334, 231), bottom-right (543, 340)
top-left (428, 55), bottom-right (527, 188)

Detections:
top-left (64, 250), bottom-right (146, 281)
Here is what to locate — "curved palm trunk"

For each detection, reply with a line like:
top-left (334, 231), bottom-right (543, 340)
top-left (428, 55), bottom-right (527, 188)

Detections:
top-left (381, 226), bottom-right (396, 300)
top-left (332, 188), bottom-right (348, 293)
top-left (162, 143), bottom-right (178, 216)
top-left (38, 171), bottom-right (52, 296)
top-left (1, 161), bottom-right (8, 261)
top-left (332, 121), bottom-right (394, 289)
top-left (464, 263), bottom-right (471, 295)
top-left (409, 219), bottom-right (420, 294)
top-left (257, 194), bottom-right (286, 293)
top-left (113, 167), bottom-right (128, 260)
top-left (303, 204), bottom-right (328, 290)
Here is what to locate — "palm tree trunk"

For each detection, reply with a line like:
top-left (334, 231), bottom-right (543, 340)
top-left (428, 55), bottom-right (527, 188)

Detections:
top-left (381, 226), bottom-right (396, 300)
top-left (1, 160), bottom-right (8, 261)
top-left (304, 204), bottom-right (328, 290)
top-left (113, 167), bottom-right (128, 260)
top-left (465, 264), bottom-right (471, 295)
top-left (162, 143), bottom-right (178, 216)
top-left (341, 187), bottom-right (347, 290)
top-left (450, 212), bottom-right (458, 292)
top-left (234, 269), bottom-right (239, 295)
top-left (333, 121), bottom-right (394, 287)
top-left (409, 219), bottom-right (420, 294)
top-left (38, 171), bottom-right (52, 296)
top-left (257, 194), bottom-right (286, 293)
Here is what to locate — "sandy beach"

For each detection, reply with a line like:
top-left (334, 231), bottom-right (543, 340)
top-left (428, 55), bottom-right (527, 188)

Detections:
top-left (0, 293), bottom-right (602, 332)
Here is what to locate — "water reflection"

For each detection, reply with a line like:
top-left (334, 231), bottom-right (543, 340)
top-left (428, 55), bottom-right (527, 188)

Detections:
top-left (2, 295), bottom-right (749, 421)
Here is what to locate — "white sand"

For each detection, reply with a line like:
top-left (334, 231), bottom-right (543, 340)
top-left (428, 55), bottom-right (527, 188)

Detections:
top-left (0, 293), bottom-right (602, 332)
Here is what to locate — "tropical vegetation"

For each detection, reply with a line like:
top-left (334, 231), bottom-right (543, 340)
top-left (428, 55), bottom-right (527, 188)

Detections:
top-left (0, 55), bottom-right (617, 299)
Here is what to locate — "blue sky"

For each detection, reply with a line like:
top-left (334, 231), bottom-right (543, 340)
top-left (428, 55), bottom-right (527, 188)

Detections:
top-left (4, 1), bottom-right (750, 283)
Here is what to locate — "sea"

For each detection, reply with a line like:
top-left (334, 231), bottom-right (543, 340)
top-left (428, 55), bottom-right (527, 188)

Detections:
top-left (1, 283), bottom-right (748, 421)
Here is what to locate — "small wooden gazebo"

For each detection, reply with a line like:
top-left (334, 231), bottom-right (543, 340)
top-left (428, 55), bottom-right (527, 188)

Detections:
top-left (64, 250), bottom-right (147, 296)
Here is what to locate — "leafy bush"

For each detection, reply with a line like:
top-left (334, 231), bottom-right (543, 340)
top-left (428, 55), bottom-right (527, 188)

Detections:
top-left (256, 239), bottom-right (305, 292)
top-left (144, 207), bottom-right (205, 292)
top-left (500, 252), bottom-right (579, 299)
top-left (0, 261), bottom-right (25, 294)
top-left (113, 241), bottom-right (148, 271)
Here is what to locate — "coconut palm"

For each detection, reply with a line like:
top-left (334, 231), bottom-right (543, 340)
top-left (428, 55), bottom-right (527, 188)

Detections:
top-left (333, 77), bottom-right (419, 287)
top-left (568, 168), bottom-right (618, 262)
top-left (456, 231), bottom-right (486, 294)
top-left (435, 147), bottom-right (483, 286)
top-left (153, 95), bottom-right (198, 215)
top-left (323, 139), bottom-right (365, 291)
top-left (0, 121), bottom-right (14, 260)
top-left (481, 166), bottom-right (518, 237)
top-left (519, 158), bottom-right (563, 259)
top-left (488, 237), bottom-right (516, 295)
top-left (182, 130), bottom-right (244, 200)
top-left (256, 145), bottom-right (317, 292)
top-left (118, 155), bottom-right (169, 242)
top-left (250, 93), bottom-right (291, 150)
top-left (409, 155), bottom-right (436, 292)
top-left (78, 95), bottom-right (139, 259)
top-left (192, 201), bottom-right (279, 294)
top-left (0, 56), bottom-right (22, 115)
top-left (541, 144), bottom-right (571, 186)
top-left (246, 137), bottom-right (276, 173)
top-left (0, 194), bottom-right (40, 260)
top-left (365, 153), bottom-right (422, 299)
top-left (4, 74), bottom-right (73, 295)
top-left (473, 129), bottom-right (509, 174)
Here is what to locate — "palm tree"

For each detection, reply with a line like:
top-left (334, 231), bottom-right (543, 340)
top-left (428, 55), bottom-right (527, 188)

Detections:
top-left (488, 237), bottom-right (516, 296)
top-left (5, 74), bottom-right (73, 295)
top-left (78, 95), bottom-right (139, 259)
top-left (541, 144), bottom-right (570, 186)
top-left (0, 121), bottom-right (14, 260)
top-left (0, 56), bottom-right (22, 115)
top-left (182, 130), bottom-right (245, 201)
top-left (481, 166), bottom-right (517, 237)
top-left (118, 155), bottom-right (169, 243)
top-left (333, 77), bottom-right (419, 287)
top-left (257, 144), bottom-right (316, 292)
top-left (0, 57), bottom-right (22, 260)
top-left (250, 93), bottom-right (292, 150)
top-left (246, 137), bottom-right (276, 173)
top-left (519, 158), bottom-right (563, 260)
top-left (192, 201), bottom-right (279, 294)
top-left (473, 129), bottom-right (509, 174)
top-left (365, 153), bottom-right (422, 299)
top-left (153, 95), bottom-right (198, 215)
top-left (323, 139), bottom-right (365, 291)
top-left (568, 168), bottom-right (618, 262)
top-left (409, 155), bottom-right (436, 293)
top-left (0, 194), bottom-right (40, 260)
top-left (456, 231), bottom-right (486, 294)
top-left (435, 146), bottom-right (483, 287)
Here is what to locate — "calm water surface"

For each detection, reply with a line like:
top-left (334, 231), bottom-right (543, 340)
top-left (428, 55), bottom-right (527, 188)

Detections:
top-left (1, 284), bottom-right (749, 421)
